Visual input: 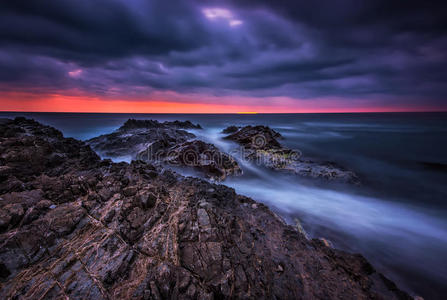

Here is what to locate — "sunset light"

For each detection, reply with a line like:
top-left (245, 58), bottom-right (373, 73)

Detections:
top-left (0, 1), bottom-right (446, 299)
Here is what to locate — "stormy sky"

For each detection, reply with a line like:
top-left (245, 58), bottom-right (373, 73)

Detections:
top-left (0, 0), bottom-right (446, 112)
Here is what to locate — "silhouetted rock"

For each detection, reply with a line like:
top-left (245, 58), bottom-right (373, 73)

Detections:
top-left (0, 118), bottom-right (410, 299)
top-left (120, 119), bottom-right (202, 130)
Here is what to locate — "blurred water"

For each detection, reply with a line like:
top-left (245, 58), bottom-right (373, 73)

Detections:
top-left (1, 111), bottom-right (446, 298)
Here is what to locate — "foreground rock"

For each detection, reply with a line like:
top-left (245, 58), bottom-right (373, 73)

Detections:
top-left (224, 125), bottom-right (359, 183)
top-left (88, 119), bottom-right (240, 181)
top-left (0, 118), bottom-right (410, 299)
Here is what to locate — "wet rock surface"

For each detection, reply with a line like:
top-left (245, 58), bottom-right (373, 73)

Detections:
top-left (0, 118), bottom-right (410, 299)
top-left (88, 119), bottom-right (240, 181)
top-left (224, 125), bottom-right (360, 183)
top-left (137, 139), bottom-right (242, 181)
top-left (87, 119), bottom-right (198, 159)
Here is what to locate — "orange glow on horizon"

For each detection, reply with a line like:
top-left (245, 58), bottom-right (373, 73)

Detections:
top-left (0, 91), bottom-right (445, 113)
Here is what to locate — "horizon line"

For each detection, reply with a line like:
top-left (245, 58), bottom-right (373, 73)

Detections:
top-left (1, 110), bottom-right (446, 114)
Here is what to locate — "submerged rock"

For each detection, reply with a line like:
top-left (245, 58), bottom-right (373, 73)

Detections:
top-left (0, 117), bottom-right (410, 299)
top-left (224, 125), bottom-right (359, 183)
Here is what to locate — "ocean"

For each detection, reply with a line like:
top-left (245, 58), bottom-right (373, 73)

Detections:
top-left (1, 112), bottom-right (446, 299)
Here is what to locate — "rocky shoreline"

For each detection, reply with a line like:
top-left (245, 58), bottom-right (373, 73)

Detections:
top-left (0, 117), bottom-right (412, 299)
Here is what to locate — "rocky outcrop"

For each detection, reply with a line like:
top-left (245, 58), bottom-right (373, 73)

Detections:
top-left (0, 117), bottom-right (410, 299)
top-left (137, 140), bottom-right (242, 181)
top-left (120, 119), bottom-right (202, 130)
top-left (224, 125), bottom-right (283, 149)
top-left (221, 126), bottom-right (239, 134)
top-left (88, 119), bottom-right (240, 181)
top-left (87, 119), bottom-right (197, 159)
top-left (224, 125), bottom-right (359, 184)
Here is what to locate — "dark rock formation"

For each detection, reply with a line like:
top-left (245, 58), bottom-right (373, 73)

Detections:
top-left (87, 119), bottom-right (242, 181)
top-left (0, 118), bottom-right (411, 299)
top-left (87, 119), bottom-right (196, 158)
top-left (222, 125), bottom-right (239, 134)
top-left (88, 119), bottom-right (239, 180)
top-left (224, 125), bottom-right (359, 184)
top-left (224, 125), bottom-right (283, 149)
top-left (137, 140), bottom-right (242, 181)
top-left (120, 119), bottom-right (202, 130)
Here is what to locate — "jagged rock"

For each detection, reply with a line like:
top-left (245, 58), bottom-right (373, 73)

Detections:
top-left (36, 200), bottom-right (53, 210)
top-left (0, 118), bottom-right (410, 299)
top-left (0, 203), bottom-right (24, 231)
top-left (138, 140), bottom-right (242, 181)
top-left (224, 125), bottom-right (283, 149)
top-left (87, 119), bottom-right (196, 159)
top-left (136, 191), bottom-right (157, 209)
top-left (122, 186), bottom-right (138, 197)
top-left (317, 237), bottom-right (334, 248)
top-left (225, 125), bottom-right (359, 184)
top-left (121, 119), bottom-right (202, 130)
top-left (294, 217), bottom-right (309, 239)
top-left (88, 119), bottom-right (241, 181)
top-left (222, 125), bottom-right (239, 134)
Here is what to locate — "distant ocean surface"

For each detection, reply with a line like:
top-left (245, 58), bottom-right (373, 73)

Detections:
top-left (1, 112), bottom-right (446, 299)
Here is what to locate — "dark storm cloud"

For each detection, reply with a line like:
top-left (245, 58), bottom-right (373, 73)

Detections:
top-left (0, 0), bottom-right (208, 62)
top-left (226, 0), bottom-right (447, 37)
top-left (0, 0), bottom-right (446, 104)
